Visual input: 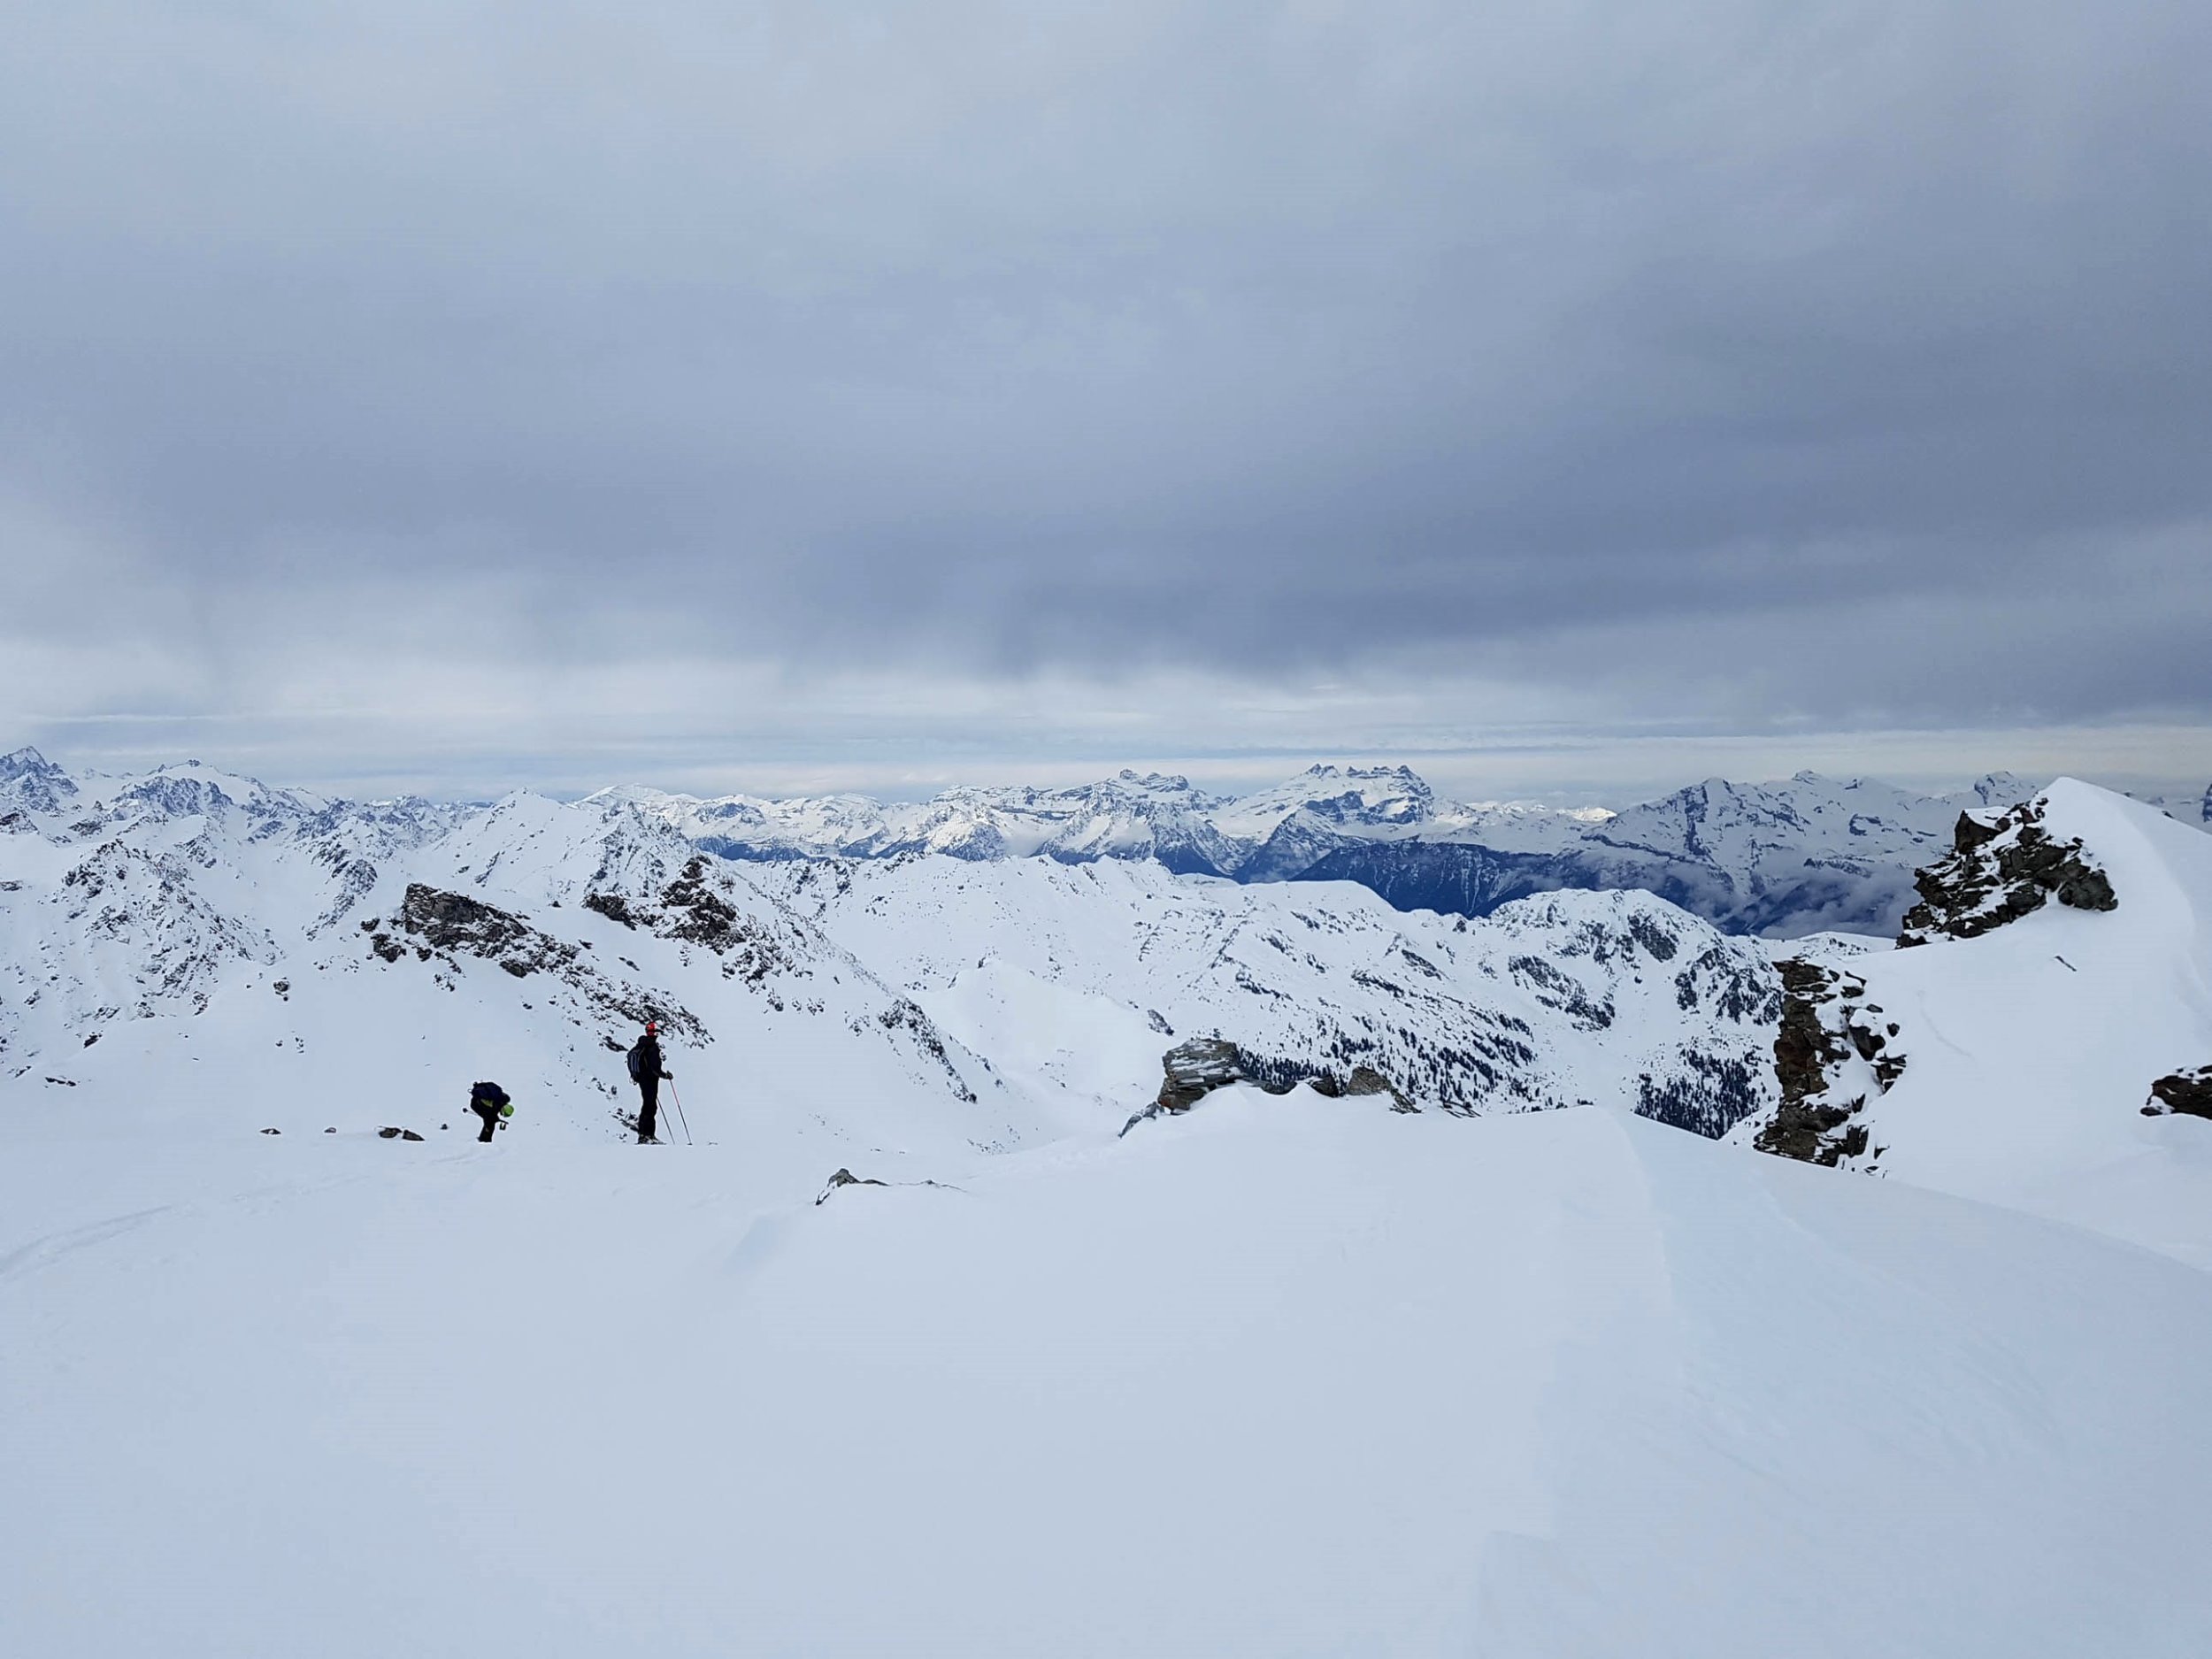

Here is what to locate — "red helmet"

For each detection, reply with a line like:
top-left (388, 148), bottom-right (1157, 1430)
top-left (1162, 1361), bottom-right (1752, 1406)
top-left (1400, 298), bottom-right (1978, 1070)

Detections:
top-left (646, 1020), bottom-right (658, 1033)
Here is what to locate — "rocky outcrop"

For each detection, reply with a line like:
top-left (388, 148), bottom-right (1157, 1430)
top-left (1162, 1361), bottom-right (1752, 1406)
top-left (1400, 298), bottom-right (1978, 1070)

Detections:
top-left (582, 890), bottom-right (641, 927)
top-left (1156, 1038), bottom-right (1251, 1112)
top-left (371, 883), bottom-right (706, 1042)
top-left (1327, 1064), bottom-right (1414, 1108)
top-left (586, 858), bottom-right (814, 990)
top-left (1898, 798), bottom-right (2116, 946)
top-left (813, 1166), bottom-right (962, 1205)
top-left (1123, 1035), bottom-right (1415, 1134)
top-left (1749, 958), bottom-right (1906, 1167)
top-left (401, 884), bottom-right (535, 959)
top-left (816, 1166), bottom-right (889, 1204)
top-left (866, 998), bottom-right (979, 1104)
top-left (394, 873), bottom-right (758, 1017)
top-left (2144, 1067), bottom-right (2212, 1120)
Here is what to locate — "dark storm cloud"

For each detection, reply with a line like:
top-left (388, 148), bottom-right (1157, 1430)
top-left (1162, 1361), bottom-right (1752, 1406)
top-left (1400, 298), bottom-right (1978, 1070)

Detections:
top-left (3, 0), bottom-right (2208, 785)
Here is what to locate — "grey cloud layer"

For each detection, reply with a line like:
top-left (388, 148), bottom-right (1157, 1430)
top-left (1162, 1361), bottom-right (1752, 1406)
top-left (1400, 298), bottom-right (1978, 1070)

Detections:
top-left (3, 0), bottom-right (2208, 775)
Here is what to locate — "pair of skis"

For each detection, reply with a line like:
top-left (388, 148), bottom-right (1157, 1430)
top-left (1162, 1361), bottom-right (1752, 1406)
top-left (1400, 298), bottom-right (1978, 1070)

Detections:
top-left (619, 1080), bottom-right (694, 1144)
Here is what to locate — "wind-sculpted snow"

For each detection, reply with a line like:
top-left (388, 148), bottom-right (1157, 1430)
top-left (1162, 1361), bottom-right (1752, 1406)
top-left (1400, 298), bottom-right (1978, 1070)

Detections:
top-left (8, 1101), bottom-right (2212, 1655)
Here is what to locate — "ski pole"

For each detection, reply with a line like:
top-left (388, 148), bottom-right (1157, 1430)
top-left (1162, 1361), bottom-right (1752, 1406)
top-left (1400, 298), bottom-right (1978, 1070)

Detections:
top-left (665, 1079), bottom-right (694, 1145)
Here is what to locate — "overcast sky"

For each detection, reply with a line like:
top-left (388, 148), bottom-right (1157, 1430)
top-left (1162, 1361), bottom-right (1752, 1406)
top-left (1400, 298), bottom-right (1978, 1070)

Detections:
top-left (2, 1), bottom-right (2208, 803)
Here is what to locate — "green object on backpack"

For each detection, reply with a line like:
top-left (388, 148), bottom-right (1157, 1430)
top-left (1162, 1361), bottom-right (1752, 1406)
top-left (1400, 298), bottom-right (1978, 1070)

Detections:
top-left (499, 1102), bottom-right (514, 1118)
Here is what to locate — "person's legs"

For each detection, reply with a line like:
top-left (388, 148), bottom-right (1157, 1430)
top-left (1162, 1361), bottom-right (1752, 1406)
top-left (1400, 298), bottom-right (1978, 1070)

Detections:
top-left (475, 1104), bottom-right (497, 1142)
top-left (637, 1080), bottom-right (659, 1143)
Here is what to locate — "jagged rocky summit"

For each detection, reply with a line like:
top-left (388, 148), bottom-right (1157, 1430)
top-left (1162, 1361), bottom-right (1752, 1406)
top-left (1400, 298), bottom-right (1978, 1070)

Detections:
top-left (1897, 796), bottom-right (2117, 945)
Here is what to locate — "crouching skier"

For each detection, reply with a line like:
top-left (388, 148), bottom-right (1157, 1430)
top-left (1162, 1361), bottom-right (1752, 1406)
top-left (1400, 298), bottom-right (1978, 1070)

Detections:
top-left (626, 1021), bottom-right (672, 1144)
top-left (470, 1081), bottom-right (513, 1142)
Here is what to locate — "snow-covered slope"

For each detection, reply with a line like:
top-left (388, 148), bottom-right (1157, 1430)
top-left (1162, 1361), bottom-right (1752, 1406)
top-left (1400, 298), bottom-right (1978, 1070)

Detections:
top-left (1, 749), bottom-right (1786, 1151)
top-left (6, 1098), bottom-right (2212, 1655)
top-left (1732, 778), bottom-right (2212, 1265)
top-left (761, 855), bottom-right (1780, 1135)
top-left (9, 751), bottom-right (2212, 1652)
top-left (1557, 769), bottom-right (2033, 931)
top-left (0, 757), bottom-right (1045, 1166)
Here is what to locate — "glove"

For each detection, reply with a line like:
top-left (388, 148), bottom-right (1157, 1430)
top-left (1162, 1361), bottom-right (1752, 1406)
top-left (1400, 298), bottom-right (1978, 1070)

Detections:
top-left (662, 1070), bottom-right (674, 1079)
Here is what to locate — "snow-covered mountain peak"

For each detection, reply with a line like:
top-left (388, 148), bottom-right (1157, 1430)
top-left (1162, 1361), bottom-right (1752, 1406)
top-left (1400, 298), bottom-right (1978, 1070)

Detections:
top-left (112, 760), bottom-right (324, 829)
top-left (1200, 765), bottom-right (1448, 883)
top-left (1966, 770), bottom-right (2032, 807)
top-left (1214, 763), bottom-right (1437, 837)
top-left (517, 757), bottom-right (2158, 938)
top-left (0, 743), bottom-right (64, 780)
top-left (0, 744), bottom-right (78, 817)
top-left (1098, 768), bottom-right (1218, 803)
top-left (1896, 780), bottom-right (2119, 947)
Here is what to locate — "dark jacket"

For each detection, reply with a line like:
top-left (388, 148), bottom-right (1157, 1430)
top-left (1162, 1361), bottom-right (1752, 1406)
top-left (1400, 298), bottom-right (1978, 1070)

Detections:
top-left (631, 1033), bottom-right (667, 1086)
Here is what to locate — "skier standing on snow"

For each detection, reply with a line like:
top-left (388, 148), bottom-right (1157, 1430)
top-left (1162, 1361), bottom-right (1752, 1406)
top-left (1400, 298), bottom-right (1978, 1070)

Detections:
top-left (626, 1020), bottom-right (672, 1144)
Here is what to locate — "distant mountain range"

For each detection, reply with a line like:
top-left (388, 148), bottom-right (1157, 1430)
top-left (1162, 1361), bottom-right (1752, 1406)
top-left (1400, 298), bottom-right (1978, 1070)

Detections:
top-left (0, 745), bottom-right (1783, 1147)
top-left (9, 748), bottom-right (2208, 941)
top-left (6, 737), bottom-right (2211, 1245)
top-left (601, 760), bottom-right (2208, 937)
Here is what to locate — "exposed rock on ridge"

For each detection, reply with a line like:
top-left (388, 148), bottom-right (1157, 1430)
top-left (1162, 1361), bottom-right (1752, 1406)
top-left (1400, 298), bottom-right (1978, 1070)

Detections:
top-left (374, 882), bottom-right (709, 1043)
top-left (1122, 1035), bottom-right (1412, 1133)
top-left (1898, 797), bottom-right (2117, 946)
top-left (1750, 957), bottom-right (1906, 1167)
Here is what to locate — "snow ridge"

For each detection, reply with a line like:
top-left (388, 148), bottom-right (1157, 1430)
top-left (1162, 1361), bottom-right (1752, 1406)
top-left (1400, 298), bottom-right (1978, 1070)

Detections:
top-left (1730, 780), bottom-right (2212, 1265)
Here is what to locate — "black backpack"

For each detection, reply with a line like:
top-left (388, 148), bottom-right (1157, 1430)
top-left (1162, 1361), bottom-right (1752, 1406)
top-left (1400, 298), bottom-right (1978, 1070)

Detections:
top-left (626, 1041), bottom-right (644, 1083)
top-left (471, 1080), bottom-right (510, 1109)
